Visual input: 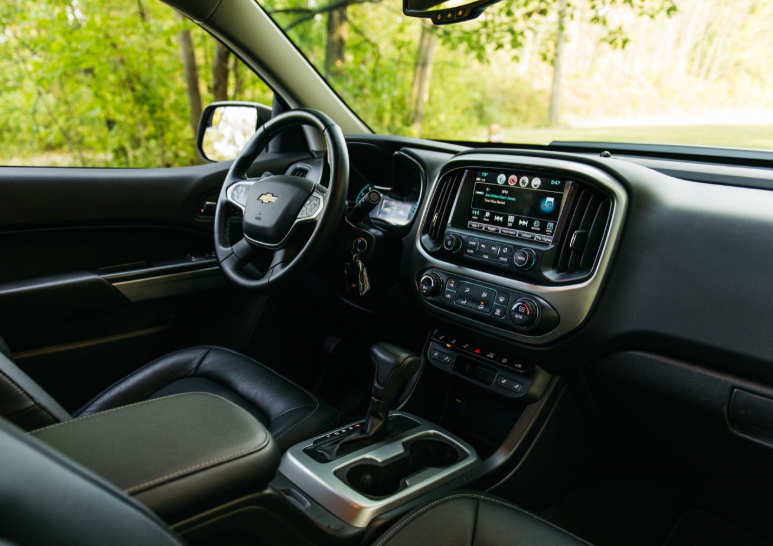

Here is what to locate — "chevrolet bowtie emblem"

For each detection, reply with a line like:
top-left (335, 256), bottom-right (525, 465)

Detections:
top-left (258, 193), bottom-right (279, 204)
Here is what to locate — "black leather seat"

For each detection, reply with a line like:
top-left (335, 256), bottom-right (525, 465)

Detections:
top-left (374, 492), bottom-right (590, 546)
top-left (0, 415), bottom-right (591, 546)
top-left (0, 338), bottom-right (337, 451)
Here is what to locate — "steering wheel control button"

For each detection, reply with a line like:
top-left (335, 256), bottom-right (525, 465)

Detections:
top-left (230, 183), bottom-right (251, 207)
top-left (513, 248), bottom-right (536, 270)
top-left (297, 194), bottom-right (322, 219)
top-left (419, 272), bottom-right (443, 298)
top-left (492, 304), bottom-right (508, 319)
top-left (443, 233), bottom-right (462, 253)
top-left (511, 298), bottom-right (539, 329)
top-left (446, 278), bottom-right (459, 290)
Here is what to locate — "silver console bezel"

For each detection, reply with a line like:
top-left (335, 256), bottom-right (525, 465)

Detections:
top-left (278, 412), bottom-right (480, 528)
top-left (411, 153), bottom-right (628, 345)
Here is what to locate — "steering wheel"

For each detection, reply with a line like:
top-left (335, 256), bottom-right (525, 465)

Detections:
top-left (214, 108), bottom-right (349, 292)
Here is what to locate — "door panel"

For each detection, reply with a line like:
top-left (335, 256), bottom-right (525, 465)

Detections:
top-left (0, 151), bottom-right (311, 410)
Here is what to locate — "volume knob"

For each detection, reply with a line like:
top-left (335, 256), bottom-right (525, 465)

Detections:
top-left (442, 233), bottom-right (462, 253)
top-left (419, 272), bottom-right (443, 298)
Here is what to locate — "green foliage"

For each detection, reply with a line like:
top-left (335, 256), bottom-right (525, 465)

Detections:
top-left (0, 0), bottom-right (272, 167)
top-left (1, 0), bottom-right (772, 167)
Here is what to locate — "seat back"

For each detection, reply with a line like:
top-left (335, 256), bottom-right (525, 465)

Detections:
top-left (0, 335), bottom-right (70, 430)
top-left (0, 417), bottom-right (184, 546)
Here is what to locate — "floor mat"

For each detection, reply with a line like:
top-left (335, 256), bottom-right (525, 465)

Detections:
top-left (664, 511), bottom-right (771, 546)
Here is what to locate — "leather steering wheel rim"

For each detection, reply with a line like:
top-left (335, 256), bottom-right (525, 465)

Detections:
top-left (213, 108), bottom-right (349, 292)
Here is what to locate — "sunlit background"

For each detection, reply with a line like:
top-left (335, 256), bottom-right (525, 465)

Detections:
top-left (1, 0), bottom-right (771, 167)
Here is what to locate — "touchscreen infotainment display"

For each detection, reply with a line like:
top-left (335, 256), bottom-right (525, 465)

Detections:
top-left (467, 170), bottom-right (570, 244)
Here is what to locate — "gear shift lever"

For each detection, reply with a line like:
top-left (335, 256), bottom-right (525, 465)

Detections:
top-left (364, 342), bottom-right (421, 438)
top-left (314, 343), bottom-right (420, 461)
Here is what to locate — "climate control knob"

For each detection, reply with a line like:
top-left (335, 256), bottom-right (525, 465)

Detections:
top-left (419, 272), bottom-right (443, 298)
top-left (510, 298), bottom-right (539, 329)
top-left (442, 233), bottom-right (462, 253)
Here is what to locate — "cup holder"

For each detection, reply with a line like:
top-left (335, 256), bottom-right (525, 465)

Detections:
top-left (338, 437), bottom-right (464, 499)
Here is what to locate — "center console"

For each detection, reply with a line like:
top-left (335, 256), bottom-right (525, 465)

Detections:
top-left (276, 342), bottom-right (481, 528)
top-left (279, 412), bottom-right (479, 527)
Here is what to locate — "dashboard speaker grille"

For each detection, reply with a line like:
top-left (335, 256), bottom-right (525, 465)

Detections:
top-left (553, 183), bottom-right (611, 275)
top-left (424, 171), bottom-right (463, 244)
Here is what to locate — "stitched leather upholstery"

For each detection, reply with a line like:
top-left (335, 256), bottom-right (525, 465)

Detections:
top-left (74, 346), bottom-right (338, 451)
top-left (32, 393), bottom-right (280, 521)
top-left (0, 351), bottom-right (70, 431)
top-left (0, 417), bottom-right (184, 546)
top-left (373, 492), bottom-right (591, 546)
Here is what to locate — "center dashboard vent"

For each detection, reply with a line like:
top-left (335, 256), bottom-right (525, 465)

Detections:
top-left (422, 171), bottom-right (463, 247)
top-left (553, 183), bottom-right (612, 277)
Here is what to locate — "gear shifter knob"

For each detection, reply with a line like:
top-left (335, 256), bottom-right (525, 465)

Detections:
top-left (312, 342), bottom-right (421, 461)
top-left (370, 342), bottom-right (420, 404)
top-left (366, 343), bottom-right (420, 437)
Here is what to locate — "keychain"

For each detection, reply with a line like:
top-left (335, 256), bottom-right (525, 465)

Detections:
top-left (345, 239), bottom-right (371, 296)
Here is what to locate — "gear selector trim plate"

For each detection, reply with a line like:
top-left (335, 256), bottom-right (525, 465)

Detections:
top-left (278, 412), bottom-right (480, 527)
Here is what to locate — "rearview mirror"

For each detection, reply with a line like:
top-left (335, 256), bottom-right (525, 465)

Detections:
top-left (197, 102), bottom-right (272, 162)
top-left (403, 0), bottom-right (501, 24)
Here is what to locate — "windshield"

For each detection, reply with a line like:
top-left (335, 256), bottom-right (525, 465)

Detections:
top-left (259, 0), bottom-right (773, 151)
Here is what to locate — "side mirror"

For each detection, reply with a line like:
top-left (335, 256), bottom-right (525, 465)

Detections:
top-left (197, 101), bottom-right (272, 162)
top-left (403, 0), bottom-right (501, 24)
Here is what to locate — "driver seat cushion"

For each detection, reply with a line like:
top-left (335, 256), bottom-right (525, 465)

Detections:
top-left (74, 346), bottom-right (339, 451)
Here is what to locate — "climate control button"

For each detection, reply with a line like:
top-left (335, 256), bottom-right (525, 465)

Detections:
top-left (510, 298), bottom-right (539, 329)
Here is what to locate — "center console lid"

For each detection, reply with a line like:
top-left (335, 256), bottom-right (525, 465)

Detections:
top-left (32, 393), bottom-right (280, 521)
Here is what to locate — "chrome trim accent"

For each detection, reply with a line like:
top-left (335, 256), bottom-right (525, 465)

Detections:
top-left (278, 412), bottom-right (480, 528)
top-left (411, 153), bottom-right (628, 345)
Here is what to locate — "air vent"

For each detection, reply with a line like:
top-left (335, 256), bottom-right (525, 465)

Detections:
top-left (290, 166), bottom-right (310, 178)
top-left (553, 183), bottom-right (611, 276)
top-left (422, 171), bottom-right (463, 246)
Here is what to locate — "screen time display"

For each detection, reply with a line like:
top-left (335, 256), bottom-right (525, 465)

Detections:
top-left (468, 171), bottom-right (569, 244)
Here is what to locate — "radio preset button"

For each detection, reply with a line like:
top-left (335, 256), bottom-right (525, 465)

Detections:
top-left (478, 240), bottom-right (500, 254)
